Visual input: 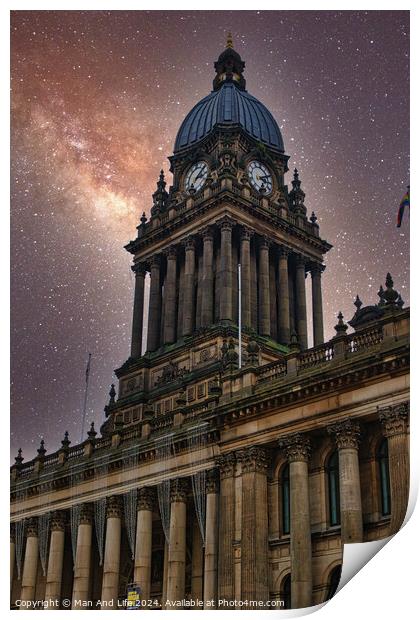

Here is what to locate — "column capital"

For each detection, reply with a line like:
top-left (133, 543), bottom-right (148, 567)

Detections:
top-left (131, 262), bottom-right (147, 276)
top-left (50, 510), bottom-right (66, 532)
top-left (26, 517), bottom-right (38, 537)
top-left (215, 452), bottom-right (236, 478)
top-left (240, 225), bottom-right (254, 241)
top-left (279, 433), bottom-right (311, 462)
top-left (170, 478), bottom-right (189, 503)
top-left (216, 215), bottom-right (235, 231)
top-left (236, 446), bottom-right (270, 473)
top-left (310, 262), bottom-right (325, 276)
top-left (258, 235), bottom-right (271, 249)
top-left (205, 468), bottom-right (220, 494)
top-left (137, 487), bottom-right (155, 511)
top-left (378, 402), bottom-right (409, 437)
top-left (183, 236), bottom-right (196, 251)
top-left (200, 225), bottom-right (215, 242)
top-left (79, 503), bottom-right (94, 525)
top-left (106, 495), bottom-right (123, 519)
top-left (149, 254), bottom-right (161, 269)
top-left (278, 245), bottom-right (291, 258)
top-left (327, 418), bottom-right (361, 450)
top-left (163, 245), bottom-right (178, 260)
top-left (295, 253), bottom-right (307, 268)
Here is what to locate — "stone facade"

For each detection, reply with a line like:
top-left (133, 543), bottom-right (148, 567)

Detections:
top-left (10, 40), bottom-right (409, 611)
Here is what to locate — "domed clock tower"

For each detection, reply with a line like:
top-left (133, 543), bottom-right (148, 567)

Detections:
top-left (111, 37), bottom-right (332, 430)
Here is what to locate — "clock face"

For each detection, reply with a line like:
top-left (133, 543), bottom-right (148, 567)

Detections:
top-left (185, 161), bottom-right (209, 192)
top-left (247, 161), bottom-right (273, 194)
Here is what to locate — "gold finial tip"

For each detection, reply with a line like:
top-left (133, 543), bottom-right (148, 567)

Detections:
top-left (226, 31), bottom-right (233, 48)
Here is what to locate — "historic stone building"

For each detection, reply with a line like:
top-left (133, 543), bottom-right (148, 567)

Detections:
top-left (10, 38), bottom-right (410, 610)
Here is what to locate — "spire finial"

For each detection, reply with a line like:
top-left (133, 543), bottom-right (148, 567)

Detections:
top-left (226, 31), bottom-right (233, 49)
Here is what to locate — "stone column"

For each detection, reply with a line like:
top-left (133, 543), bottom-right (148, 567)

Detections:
top-left (166, 478), bottom-right (189, 606)
top-left (20, 518), bottom-right (39, 607)
top-left (258, 237), bottom-right (271, 336)
top-left (311, 264), bottom-right (324, 346)
top-left (328, 419), bottom-right (363, 543)
top-left (280, 434), bottom-right (312, 609)
top-left (72, 504), bottom-right (93, 609)
top-left (203, 469), bottom-right (219, 608)
top-left (130, 263), bottom-right (147, 358)
top-left (216, 453), bottom-right (236, 604)
top-left (201, 227), bottom-right (214, 327)
top-left (190, 519), bottom-right (203, 605)
top-left (10, 524), bottom-right (15, 595)
top-left (134, 488), bottom-right (154, 600)
top-left (101, 496), bottom-right (122, 608)
top-left (379, 403), bottom-right (410, 533)
top-left (277, 247), bottom-right (291, 344)
top-left (44, 511), bottom-right (66, 608)
top-left (240, 227), bottom-right (253, 329)
top-left (236, 446), bottom-right (270, 607)
top-left (218, 218), bottom-right (234, 322)
top-left (163, 247), bottom-right (178, 345)
top-left (295, 256), bottom-right (308, 350)
top-left (147, 255), bottom-right (162, 352)
top-left (182, 238), bottom-right (196, 337)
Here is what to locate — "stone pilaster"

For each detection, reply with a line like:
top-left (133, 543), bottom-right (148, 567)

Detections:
top-left (166, 479), bottom-right (189, 606)
top-left (130, 263), bottom-right (147, 358)
top-left (295, 256), bottom-right (308, 350)
top-left (203, 469), bottom-right (219, 608)
top-left (218, 218), bottom-right (234, 322)
top-left (147, 255), bottom-right (162, 352)
top-left (72, 503), bottom-right (93, 609)
top-left (101, 496), bottom-right (123, 608)
top-left (182, 237), bottom-right (196, 336)
top-left (201, 227), bottom-right (214, 327)
top-left (236, 446), bottom-right (270, 607)
top-left (328, 419), bottom-right (363, 543)
top-left (163, 247), bottom-right (178, 345)
top-left (279, 433), bottom-right (312, 609)
top-left (258, 236), bottom-right (271, 336)
top-left (20, 518), bottom-right (39, 607)
top-left (216, 453), bottom-right (236, 604)
top-left (44, 511), bottom-right (66, 608)
top-left (134, 488), bottom-right (155, 601)
top-left (277, 246), bottom-right (290, 344)
top-left (311, 264), bottom-right (324, 346)
top-left (240, 227), bottom-right (253, 329)
top-left (10, 524), bottom-right (15, 595)
top-left (379, 403), bottom-right (410, 533)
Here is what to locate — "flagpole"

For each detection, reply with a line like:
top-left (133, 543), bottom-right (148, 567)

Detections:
top-left (80, 352), bottom-right (92, 443)
top-left (238, 264), bottom-right (242, 369)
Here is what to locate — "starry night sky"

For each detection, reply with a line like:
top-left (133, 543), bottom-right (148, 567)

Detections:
top-left (11, 10), bottom-right (409, 460)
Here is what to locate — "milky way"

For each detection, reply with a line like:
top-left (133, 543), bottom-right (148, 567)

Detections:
top-left (11, 10), bottom-right (409, 460)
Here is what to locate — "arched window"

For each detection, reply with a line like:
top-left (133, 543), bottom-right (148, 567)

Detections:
top-left (281, 573), bottom-right (291, 610)
top-left (378, 438), bottom-right (391, 516)
top-left (281, 464), bottom-right (290, 535)
top-left (326, 564), bottom-right (342, 601)
top-left (327, 451), bottom-right (341, 526)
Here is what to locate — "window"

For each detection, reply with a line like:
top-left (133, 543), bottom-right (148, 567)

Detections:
top-left (378, 438), bottom-right (391, 516)
top-left (327, 451), bottom-right (341, 526)
top-left (281, 574), bottom-right (291, 610)
top-left (281, 464), bottom-right (290, 535)
top-left (326, 565), bottom-right (342, 601)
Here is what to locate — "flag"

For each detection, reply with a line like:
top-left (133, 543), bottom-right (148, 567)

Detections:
top-left (85, 353), bottom-right (92, 384)
top-left (397, 188), bottom-right (410, 228)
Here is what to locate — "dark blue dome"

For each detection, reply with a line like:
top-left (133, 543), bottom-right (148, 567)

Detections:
top-left (174, 82), bottom-right (284, 153)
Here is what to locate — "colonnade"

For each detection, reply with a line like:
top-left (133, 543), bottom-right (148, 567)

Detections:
top-left (11, 405), bottom-right (408, 610)
top-left (130, 218), bottom-right (325, 357)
